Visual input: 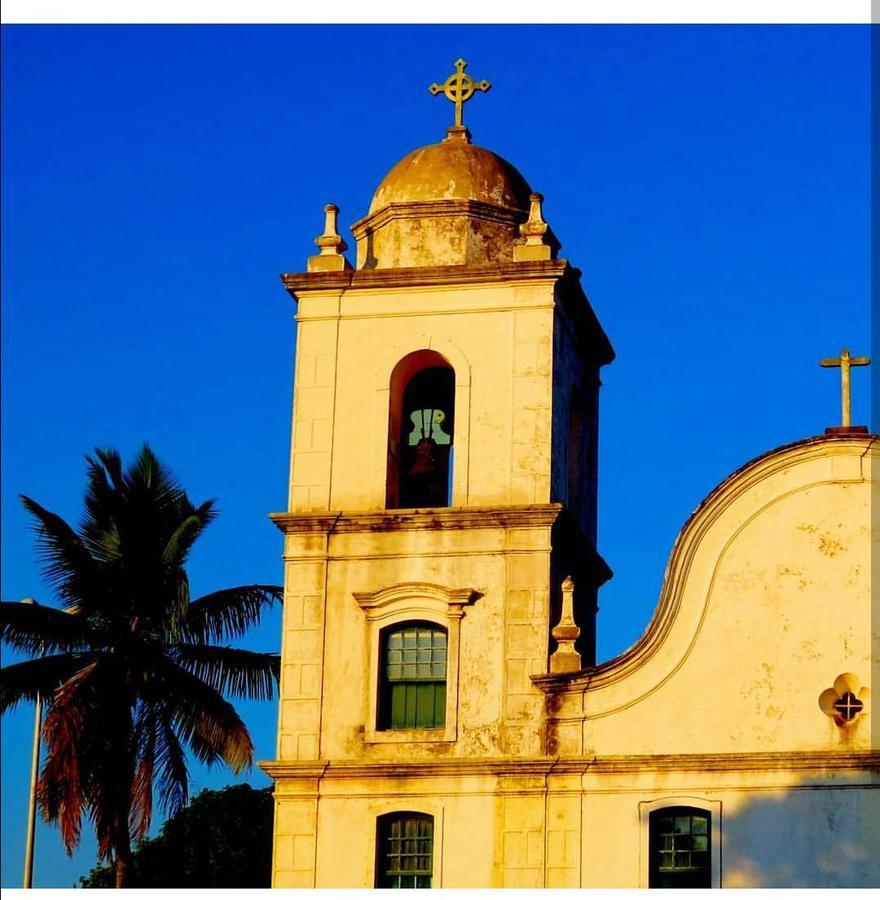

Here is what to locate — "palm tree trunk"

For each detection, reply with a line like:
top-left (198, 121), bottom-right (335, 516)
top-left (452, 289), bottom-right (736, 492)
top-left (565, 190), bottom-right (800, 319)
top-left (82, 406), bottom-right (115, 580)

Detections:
top-left (114, 844), bottom-right (132, 889)
top-left (113, 693), bottom-right (134, 888)
top-left (111, 791), bottom-right (134, 888)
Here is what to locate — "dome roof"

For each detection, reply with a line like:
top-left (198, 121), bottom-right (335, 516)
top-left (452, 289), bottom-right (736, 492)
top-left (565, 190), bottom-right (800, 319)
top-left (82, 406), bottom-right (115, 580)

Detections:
top-left (369, 137), bottom-right (533, 215)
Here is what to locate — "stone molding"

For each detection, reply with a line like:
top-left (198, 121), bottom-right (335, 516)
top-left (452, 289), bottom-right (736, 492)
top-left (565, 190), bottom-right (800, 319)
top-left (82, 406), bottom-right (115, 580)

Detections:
top-left (260, 750), bottom-right (880, 781)
top-left (353, 581), bottom-right (481, 618)
top-left (263, 762), bottom-right (329, 778)
top-left (281, 258), bottom-right (568, 296)
top-left (281, 259), bottom-right (614, 366)
top-left (270, 503), bottom-right (564, 534)
top-left (350, 198), bottom-right (527, 239)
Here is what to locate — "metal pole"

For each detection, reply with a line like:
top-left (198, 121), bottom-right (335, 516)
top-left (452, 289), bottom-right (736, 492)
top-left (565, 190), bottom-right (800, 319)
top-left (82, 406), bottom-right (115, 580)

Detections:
top-left (23, 686), bottom-right (42, 888)
top-left (21, 597), bottom-right (41, 889)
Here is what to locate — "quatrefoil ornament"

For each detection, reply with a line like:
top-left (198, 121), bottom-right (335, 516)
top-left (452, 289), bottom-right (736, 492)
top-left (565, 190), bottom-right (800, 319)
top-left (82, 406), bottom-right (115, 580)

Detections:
top-left (819, 673), bottom-right (869, 726)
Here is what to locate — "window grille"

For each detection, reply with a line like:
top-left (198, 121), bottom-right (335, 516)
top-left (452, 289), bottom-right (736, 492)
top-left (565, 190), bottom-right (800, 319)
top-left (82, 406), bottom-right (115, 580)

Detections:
top-left (376, 813), bottom-right (433, 888)
top-left (649, 807), bottom-right (711, 888)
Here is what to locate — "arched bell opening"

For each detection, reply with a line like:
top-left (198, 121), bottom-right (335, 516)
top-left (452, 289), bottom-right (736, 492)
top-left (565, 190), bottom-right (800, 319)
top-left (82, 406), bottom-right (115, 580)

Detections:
top-left (386, 350), bottom-right (455, 509)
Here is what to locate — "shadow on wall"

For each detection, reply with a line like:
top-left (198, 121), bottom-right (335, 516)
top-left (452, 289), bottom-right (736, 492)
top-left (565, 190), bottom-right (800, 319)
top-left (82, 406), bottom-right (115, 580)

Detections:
top-left (715, 770), bottom-right (879, 888)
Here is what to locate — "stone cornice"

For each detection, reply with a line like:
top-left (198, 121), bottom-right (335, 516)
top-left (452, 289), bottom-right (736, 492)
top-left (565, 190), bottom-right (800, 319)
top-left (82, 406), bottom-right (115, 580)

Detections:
top-left (259, 762), bottom-right (329, 780)
top-left (270, 503), bottom-right (564, 535)
top-left (260, 750), bottom-right (880, 781)
top-left (350, 198), bottom-right (526, 238)
top-left (279, 259), bottom-right (614, 366)
top-left (280, 258), bottom-right (568, 297)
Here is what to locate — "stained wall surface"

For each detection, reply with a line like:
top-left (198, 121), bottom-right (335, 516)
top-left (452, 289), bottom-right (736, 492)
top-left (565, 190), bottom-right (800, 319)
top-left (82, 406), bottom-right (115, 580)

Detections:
top-left (547, 436), bottom-right (876, 758)
top-left (287, 278), bottom-right (558, 514)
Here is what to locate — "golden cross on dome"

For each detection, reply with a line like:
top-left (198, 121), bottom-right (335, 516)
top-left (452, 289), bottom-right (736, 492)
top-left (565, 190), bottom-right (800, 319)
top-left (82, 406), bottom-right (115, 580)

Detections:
top-left (428, 59), bottom-right (491, 129)
top-left (820, 347), bottom-right (870, 428)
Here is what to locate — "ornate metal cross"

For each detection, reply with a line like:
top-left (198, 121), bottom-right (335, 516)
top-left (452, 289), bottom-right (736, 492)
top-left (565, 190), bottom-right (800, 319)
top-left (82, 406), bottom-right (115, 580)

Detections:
top-left (428, 59), bottom-right (490, 128)
top-left (819, 347), bottom-right (870, 428)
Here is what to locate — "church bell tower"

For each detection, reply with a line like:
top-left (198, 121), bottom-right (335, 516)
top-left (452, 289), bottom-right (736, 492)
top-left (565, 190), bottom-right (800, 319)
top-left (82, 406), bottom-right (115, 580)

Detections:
top-left (265, 61), bottom-right (614, 888)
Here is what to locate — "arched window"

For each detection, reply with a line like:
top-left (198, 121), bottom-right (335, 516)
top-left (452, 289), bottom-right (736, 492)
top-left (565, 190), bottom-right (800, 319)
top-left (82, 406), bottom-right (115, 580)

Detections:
top-left (375, 812), bottom-right (434, 888)
top-left (386, 351), bottom-right (455, 509)
top-left (378, 621), bottom-right (447, 730)
top-left (649, 807), bottom-right (711, 888)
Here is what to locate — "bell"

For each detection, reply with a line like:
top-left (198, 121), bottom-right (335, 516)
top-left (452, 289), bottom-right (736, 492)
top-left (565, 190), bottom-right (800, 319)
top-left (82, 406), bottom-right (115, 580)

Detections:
top-left (407, 437), bottom-right (440, 478)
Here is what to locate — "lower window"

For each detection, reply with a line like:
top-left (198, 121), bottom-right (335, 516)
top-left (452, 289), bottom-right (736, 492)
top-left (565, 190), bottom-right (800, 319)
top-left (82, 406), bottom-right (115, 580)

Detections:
top-left (649, 807), bottom-right (711, 888)
top-left (375, 812), bottom-right (434, 888)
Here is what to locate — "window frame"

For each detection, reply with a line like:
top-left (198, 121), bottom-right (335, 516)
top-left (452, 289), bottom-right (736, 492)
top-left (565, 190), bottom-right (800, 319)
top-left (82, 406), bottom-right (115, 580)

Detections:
top-left (378, 621), bottom-right (449, 731)
top-left (374, 811), bottom-right (435, 888)
top-left (638, 797), bottom-right (721, 889)
top-left (369, 802), bottom-right (445, 888)
top-left (354, 581), bottom-right (480, 744)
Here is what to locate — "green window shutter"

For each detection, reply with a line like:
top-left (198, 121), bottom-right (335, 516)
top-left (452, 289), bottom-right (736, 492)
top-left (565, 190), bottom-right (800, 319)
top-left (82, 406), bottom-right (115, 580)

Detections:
top-left (379, 623), bottom-right (447, 730)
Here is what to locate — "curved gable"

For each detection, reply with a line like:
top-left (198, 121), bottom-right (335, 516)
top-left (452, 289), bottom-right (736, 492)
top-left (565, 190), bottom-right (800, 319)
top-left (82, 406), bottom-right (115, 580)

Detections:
top-left (543, 433), bottom-right (877, 757)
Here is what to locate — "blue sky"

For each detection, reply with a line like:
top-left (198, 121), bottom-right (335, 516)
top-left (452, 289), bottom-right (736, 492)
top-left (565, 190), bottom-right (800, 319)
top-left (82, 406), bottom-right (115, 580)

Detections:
top-left (0, 25), bottom-right (871, 887)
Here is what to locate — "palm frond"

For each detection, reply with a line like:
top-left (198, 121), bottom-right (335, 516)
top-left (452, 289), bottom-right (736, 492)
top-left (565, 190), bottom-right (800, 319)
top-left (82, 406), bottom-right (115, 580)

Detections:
top-left (154, 709), bottom-right (189, 816)
top-left (151, 656), bottom-right (254, 773)
top-left (181, 585), bottom-right (282, 644)
top-left (157, 504), bottom-right (215, 640)
top-left (0, 652), bottom-right (98, 714)
top-left (162, 502), bottom-right (215, 571)
top-left (170, 645), bottom-right (280, 701)
top-left (130, 702), bottom-right (158, 840)
top-left (82, 451), bottom-right (124, 557)
top-left (129, 444), bottom-right (197, 524)
top-left (92, 448), bottom-right (125, 492)
top-left (0, 601), bottom-right (89, 656)
top-left (19, 497), bottom-right (100, 608)
top-left (38, 660), bottom-right (101, 853)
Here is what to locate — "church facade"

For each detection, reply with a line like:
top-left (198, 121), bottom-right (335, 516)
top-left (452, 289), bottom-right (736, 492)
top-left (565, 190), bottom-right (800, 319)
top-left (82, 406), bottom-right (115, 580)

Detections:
top-left (261, 63), bottom-right (878, 888)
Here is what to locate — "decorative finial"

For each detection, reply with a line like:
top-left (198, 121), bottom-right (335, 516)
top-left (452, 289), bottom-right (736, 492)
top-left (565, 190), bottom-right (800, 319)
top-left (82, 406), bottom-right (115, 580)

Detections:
top-left (514, 192), bottom-right (560, 262)
top-left (429, 59), bottom-right (490, 140)
top-left (308, 203), bottom-right (351, 273)
top-left (819, 347), bottom-right (870, 432)
top-left (549, 576), bottom-right (582, 674)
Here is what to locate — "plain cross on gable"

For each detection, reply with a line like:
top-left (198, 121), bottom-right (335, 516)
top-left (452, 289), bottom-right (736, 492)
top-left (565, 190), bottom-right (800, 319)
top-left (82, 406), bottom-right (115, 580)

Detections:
top-left (820, 347), bottom-right (870, 430)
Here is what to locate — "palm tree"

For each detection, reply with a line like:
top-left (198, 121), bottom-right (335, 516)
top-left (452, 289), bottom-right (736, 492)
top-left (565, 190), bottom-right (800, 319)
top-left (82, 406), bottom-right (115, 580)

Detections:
top-left (0, 446), bottom-right (282, 888)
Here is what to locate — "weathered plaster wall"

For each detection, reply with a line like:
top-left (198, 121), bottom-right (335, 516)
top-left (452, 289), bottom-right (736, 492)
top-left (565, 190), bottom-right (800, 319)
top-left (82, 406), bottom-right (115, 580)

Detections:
top-left (274, 515), bottom-right (555, 763)
top-left (287, 279), bottom-right (557, 513)
top-left (355, 210), bottom-right (523, 269)
top-left (269, 761), bottom-right (878, 887)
